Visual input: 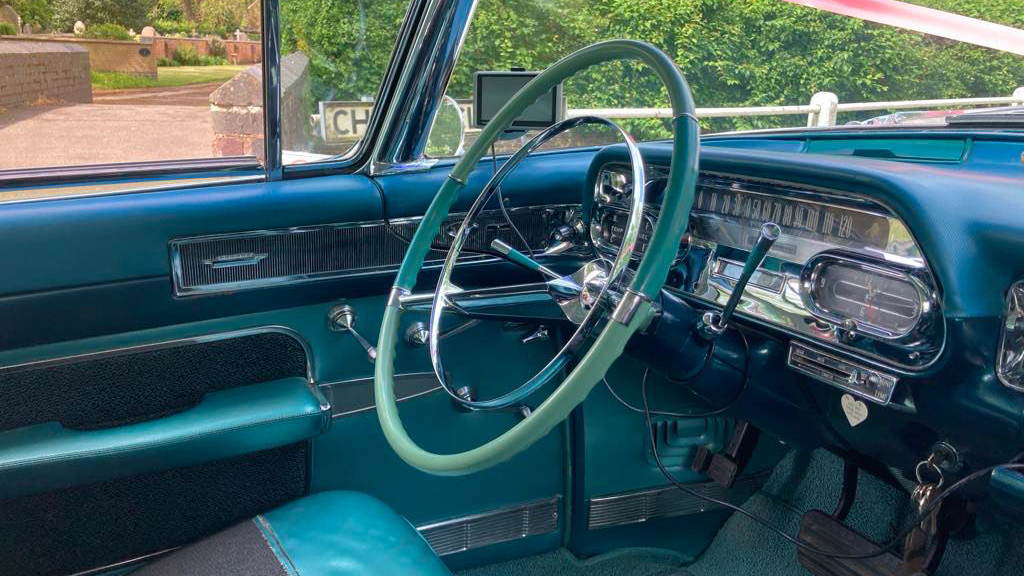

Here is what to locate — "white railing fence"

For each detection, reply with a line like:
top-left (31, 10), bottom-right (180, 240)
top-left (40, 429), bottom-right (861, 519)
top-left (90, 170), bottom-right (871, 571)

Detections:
top-left (566, 87), bottom-right (1024, 127)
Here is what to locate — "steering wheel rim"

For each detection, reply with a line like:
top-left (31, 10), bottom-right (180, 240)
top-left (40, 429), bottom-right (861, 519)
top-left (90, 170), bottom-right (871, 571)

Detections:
top-left (428, 115), bottom-right (646, 411)
top-left (375, 39), bottom-right (700, 475)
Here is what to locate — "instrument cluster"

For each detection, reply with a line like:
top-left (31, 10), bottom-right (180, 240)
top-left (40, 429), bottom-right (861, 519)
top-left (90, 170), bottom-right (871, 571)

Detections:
top-left (592, 164), bottom-right (944, 382)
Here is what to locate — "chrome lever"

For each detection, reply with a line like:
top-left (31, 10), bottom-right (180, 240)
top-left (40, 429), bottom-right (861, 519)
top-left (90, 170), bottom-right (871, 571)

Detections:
top-left (696, 222), bottom-right (780, 341)
top-left (491, 239), bottom-right (563, 280)
top-left (328, 304), bottom-right (377, 363)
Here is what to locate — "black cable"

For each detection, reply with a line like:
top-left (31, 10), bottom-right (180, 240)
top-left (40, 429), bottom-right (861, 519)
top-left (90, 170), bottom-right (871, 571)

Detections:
top-left (642, 371), bottom-right (1024, 560)
top-left (491, 143), bottom-right (535, 258)
top-left (671, 329), bottom-right (751, 418)
top-left (608, 328), bottom-right (750, 420)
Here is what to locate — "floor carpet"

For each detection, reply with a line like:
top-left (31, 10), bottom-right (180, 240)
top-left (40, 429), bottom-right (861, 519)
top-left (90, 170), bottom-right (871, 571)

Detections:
top-left (457, 548), bottom-right (691, 576)
top-left (460, 449), bottom-right (1024, 575)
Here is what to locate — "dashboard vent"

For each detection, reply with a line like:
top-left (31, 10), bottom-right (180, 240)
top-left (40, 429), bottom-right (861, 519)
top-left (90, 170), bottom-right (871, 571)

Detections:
top-left (170, 206), bottom-right (574, 295)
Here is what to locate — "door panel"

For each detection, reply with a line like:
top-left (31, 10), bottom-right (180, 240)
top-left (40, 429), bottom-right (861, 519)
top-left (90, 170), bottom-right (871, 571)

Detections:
top-left (0, 148), bottom-right (598, 573)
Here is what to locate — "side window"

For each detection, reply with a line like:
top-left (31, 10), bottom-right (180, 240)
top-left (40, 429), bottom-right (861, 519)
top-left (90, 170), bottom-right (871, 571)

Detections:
top-left (279, 0), bottom-right (411, 165)
top-left (0, 0), bottom-right (266, 171)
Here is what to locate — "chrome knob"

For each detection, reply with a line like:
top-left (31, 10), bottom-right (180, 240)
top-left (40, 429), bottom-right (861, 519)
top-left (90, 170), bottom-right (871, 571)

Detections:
top-left (542, 224), bottom-right (577, 256)
top-left (328, 304), bottom-right (377, 363)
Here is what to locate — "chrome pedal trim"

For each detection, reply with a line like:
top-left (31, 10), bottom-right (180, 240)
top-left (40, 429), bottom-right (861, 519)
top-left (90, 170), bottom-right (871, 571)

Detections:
top-left (587, 472), bottom-right (768, 529)
top-left (418, 496), bottom-right (560, 556)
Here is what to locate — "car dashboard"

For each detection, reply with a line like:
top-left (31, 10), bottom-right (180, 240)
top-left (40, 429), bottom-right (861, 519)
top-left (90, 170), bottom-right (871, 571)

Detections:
top-left (582, 131), bottom-right (1024, 478)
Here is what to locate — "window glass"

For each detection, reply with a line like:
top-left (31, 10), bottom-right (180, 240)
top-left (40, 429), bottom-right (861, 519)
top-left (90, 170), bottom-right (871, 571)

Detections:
top-left (0, 0), bottom-right (265, 171)
top-left (279, 0), bottom-right (411, 165)
top-left (428, 0), bottom-right (1024, 156)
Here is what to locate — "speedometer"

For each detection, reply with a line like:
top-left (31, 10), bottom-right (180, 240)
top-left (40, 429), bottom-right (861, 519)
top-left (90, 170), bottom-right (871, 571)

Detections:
top-left (801, 254), bottom-right (929, 340)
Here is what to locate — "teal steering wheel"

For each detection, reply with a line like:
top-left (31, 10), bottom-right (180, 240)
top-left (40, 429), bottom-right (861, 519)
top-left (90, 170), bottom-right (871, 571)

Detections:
top-left (374, 40), bottom-right (700, 475)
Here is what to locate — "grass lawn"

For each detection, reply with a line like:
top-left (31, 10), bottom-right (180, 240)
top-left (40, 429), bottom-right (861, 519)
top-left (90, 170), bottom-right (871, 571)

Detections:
top-left (91, 65), bottom-right (249, 90)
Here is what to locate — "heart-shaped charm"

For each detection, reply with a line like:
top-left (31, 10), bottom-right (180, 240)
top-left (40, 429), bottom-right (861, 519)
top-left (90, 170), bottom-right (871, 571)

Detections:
top-left (840, 393), bottom-right (868, 427)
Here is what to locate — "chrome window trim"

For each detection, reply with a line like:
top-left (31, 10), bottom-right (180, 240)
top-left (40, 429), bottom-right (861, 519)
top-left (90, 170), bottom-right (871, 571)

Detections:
top-left (170, 203), bottom-right (580, 296)
top-left (370, 0), bottom-right (480, 174)
top-left (0, 174), bottom-right (264, 206)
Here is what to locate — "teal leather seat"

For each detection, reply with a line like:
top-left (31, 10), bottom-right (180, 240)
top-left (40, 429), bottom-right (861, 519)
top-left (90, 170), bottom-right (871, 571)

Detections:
top-left (134, 491), bottom-right (452, 576)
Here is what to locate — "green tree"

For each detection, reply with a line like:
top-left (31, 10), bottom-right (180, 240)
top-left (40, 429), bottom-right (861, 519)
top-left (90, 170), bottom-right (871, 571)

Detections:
top-left (10, 0), bottom-right (52, 30)
top-left (280, 0), bottom-right (409, 101)
top-left (52, 0), bottom-right (157, 32)
top-left (199, 0), bottom-right (247, 36)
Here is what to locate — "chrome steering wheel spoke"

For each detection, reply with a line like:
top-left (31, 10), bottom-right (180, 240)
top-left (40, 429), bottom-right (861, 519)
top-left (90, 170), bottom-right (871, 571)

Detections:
top-left (425, 116), bottom-right (647, 411)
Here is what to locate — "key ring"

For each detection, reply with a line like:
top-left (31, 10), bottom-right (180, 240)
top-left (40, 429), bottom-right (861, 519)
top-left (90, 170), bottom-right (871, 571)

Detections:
top-left (915, 458), bottom-right (945, 489)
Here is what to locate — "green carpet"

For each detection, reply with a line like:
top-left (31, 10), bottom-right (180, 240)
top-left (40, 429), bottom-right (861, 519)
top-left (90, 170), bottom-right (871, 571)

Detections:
top-left (460, 449), bottom-right (1024, 575)
top-left (685, 449), bottom-right (910, 576)
top-left (457, 548), bottom-right (691, 576)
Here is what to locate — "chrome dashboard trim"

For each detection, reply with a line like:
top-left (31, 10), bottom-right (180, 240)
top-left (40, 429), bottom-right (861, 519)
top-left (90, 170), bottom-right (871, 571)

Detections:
top-left (799, 252), bottom-right (940, 342)
top-left (170, 204), bottom-right (580, 296)
top-left (594, 164), bottom-right (946, 372)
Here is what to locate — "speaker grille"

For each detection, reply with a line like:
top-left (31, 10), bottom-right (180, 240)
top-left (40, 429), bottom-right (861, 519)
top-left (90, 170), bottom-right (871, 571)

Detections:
top-left (171, 205), bottom-right (578, 295)
top-left (0, 330), bottom-right (308, 432)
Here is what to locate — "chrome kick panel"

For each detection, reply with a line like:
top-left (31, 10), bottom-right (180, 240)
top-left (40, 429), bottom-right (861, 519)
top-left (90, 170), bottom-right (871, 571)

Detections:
top-left (418, 496), bottom-right (560, 556)
top-left (588, 472), bottom-right (768, 530)
top-left (170, 205), bottom-right (580, 295)
top-left (787, 342), bottom-right (898, 404)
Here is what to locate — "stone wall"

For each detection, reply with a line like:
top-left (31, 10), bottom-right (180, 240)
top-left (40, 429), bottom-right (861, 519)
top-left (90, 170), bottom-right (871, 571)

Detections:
top-left (209, 52), bottom-right (310, 160)
top-left (0, 40), bottom-right (91, 108)
top-left (9, 35), bottom-right (157, 78)
top-left (149, 37), bottom-right (262, 65)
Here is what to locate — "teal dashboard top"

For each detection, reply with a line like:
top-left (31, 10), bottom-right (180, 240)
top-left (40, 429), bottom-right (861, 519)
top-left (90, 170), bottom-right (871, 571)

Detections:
top-left (591, 128), bottom-right (1024, 320)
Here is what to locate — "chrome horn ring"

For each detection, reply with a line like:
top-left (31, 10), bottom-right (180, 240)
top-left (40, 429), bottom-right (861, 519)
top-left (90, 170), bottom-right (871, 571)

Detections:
top-left (428, 116), bottom-right (646, 410)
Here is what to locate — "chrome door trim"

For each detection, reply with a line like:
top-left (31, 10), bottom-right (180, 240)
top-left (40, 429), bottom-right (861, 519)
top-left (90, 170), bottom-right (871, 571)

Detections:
top-left (319, 372), bottom-right (442, 418)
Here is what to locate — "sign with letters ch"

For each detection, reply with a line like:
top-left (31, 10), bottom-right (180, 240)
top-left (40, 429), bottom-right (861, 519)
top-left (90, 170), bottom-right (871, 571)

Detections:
top-left (319, 100), bottom-right (474, 144)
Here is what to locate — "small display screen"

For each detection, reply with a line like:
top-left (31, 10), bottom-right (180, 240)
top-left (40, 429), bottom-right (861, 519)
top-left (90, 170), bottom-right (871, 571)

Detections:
top-left (474, 72), bottom-right (561, 129)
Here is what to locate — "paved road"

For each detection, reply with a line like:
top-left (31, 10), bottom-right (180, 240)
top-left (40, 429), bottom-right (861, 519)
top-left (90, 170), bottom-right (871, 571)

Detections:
top-left (0, 103), bottom-right (213, 169)
top-left (0, 83), bottom-right (220, 169)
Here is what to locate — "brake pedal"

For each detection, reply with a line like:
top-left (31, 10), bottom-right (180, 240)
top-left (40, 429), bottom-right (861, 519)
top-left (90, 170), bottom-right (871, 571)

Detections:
top-left (797, 510), bottom-right (904, 576)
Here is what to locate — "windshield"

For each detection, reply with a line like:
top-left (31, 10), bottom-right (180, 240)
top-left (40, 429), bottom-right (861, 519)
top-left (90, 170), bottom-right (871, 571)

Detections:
top-left (426, 0), bottom-right (1024, 154)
